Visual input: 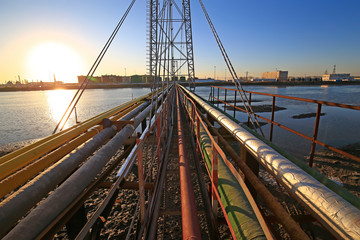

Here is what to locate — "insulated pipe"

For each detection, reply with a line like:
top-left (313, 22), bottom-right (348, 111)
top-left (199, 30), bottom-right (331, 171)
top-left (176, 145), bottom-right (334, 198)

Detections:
top-left (0, 129), bottom-right (97, 199)
top-left (177, 90), bottom-right (202, 240)
top-left (196, 110), bottom-right (268, 240)
top-left (3, 101), bottom-right (155, 240)
top-left (0, 102), bottom-right (144, 199)
top-left (0, 102), bottom-right (149, 238)
top-left (0, 127), bottom-right (117, 238)
top-left (198, 109), bottom-right (309, 240)
top-left (180, 85), bottom-right (360, 240)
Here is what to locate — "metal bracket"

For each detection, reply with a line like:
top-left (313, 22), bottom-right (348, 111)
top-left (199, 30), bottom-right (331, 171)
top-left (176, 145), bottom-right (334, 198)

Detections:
top-left (112, 120), bottom-right (134, 131)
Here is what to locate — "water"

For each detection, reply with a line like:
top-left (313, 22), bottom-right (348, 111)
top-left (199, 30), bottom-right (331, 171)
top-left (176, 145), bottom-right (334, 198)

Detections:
top-left (0, 88), bottom-right (150, 145)
top-left (0, 85), bottom-right (359, 159)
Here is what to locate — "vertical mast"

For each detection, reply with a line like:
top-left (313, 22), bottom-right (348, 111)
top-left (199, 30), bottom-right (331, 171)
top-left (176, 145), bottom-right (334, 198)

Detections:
top-left (148, 0), bottom-right (196, 90)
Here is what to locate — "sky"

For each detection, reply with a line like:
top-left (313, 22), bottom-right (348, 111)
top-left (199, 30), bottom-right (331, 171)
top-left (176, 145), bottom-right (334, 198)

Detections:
top-left (0, 0), bottom-right (359, 83)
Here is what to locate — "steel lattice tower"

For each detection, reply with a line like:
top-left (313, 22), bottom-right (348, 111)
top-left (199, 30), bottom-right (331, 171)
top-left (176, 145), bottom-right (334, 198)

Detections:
top-left (147, 0), bottom-right (195, 89)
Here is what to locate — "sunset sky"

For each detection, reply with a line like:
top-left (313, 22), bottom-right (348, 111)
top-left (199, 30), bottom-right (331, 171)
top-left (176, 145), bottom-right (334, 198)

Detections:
top-left (0, 0), bottom-right (359, 83)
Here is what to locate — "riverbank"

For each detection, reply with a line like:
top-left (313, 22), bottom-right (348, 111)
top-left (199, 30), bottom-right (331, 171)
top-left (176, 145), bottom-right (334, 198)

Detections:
top-left (1, 81), bottom-right (360, 92)
top-left (0, 83), bottom-right (151, 92)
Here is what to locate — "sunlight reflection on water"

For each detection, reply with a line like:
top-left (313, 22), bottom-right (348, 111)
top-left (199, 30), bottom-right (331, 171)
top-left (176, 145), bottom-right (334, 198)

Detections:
top-left (0, 88), bottom-right (150, 145)
top-left (46, 90), bottom-right (73, 130)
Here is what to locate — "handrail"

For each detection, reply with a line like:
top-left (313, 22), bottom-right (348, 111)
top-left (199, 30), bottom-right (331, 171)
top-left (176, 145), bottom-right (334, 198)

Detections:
top-left (115, 87), bottom-right (174, 239)
top-left (213, 86), bottom-right (360, 110)
top-left (209, 86), bottom-right (360, 165)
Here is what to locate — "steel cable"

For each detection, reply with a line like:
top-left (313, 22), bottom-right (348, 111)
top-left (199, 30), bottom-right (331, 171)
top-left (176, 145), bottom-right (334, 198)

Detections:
top-left (197, 0), bottom-right (264, 136)
top-left (53, 0), bottom-right (137, 133)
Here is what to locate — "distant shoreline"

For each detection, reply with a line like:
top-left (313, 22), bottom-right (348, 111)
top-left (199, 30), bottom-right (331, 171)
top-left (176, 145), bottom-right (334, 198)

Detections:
top-left (1, 81), bottom-right (360, 92)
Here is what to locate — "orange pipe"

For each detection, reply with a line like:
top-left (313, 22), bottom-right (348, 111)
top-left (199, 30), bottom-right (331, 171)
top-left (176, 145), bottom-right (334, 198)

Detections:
top-left (176, 89), bottom-right (202, 240)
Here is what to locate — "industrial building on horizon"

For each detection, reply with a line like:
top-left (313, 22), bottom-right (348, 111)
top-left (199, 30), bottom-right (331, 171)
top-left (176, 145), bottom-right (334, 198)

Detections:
top-left (322, 73), bottom-right (354, 82)
top-left (261, 71), bottom-right (288, 82)
top-left (77, 74), bottom-right (153, 84)
top-left (250, 70), bottom-right (289, 82)
top-left (250, 67), bottom-right (356, 82)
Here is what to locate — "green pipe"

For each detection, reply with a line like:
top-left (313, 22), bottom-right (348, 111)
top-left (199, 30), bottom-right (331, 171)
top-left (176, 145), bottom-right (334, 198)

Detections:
top-left (196, 116), bottom-right (266, 240)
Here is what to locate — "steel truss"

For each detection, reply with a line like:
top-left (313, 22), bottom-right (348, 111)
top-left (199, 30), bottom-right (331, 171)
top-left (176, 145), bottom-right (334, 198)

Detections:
top-left (148, 0), bottom-right (195, 90)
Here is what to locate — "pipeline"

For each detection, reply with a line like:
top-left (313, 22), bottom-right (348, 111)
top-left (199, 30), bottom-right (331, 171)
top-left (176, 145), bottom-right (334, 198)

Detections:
top-left (195, 108), bottom-right (269, 240)
top-left (0, 102), bottom-right (143, 199)
top-left (3, 99), bottom-right (157, 240)
top-left (0, 101), bottom-right (149, 238)
top-left (196, 105), bottom-right (309, 240)
top-left (74, 90), bottom-right (174, 239)
top-left (178, 86), bottom-right (269, 239)
top-left (180, 85), bottom-right (360, 240)
top-left (0, 129), bottom-right (97, 199)
top-left (176, 89), bottom-right (202, 239)
top-left (43, 142), bottom-right (135, 239)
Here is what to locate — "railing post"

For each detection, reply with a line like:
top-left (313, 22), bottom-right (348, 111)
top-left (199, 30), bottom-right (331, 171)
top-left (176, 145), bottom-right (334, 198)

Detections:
top-left (309, 103), bottom-right (322, 167)
top-left (196, 115), bottom-right (200, 142)
top-left (211, 139), bottom-right (218, 219)
top-left (211, 86), bottom-right (214, 102)
top-left (224, 89), bottom-right (227, 112)
top-left (156, 117), bottom-right (161, 162)
top-left (247, 93), bottom-right (252, 125)
top-left (191, 102), bottom-right (195, 133)
top-left (163, 102), bottom-right (167, 140)
top-left (74, 107), bottom-right (80, 124)
top-left (217, 87), bottom-right (220, 107)
top-left (240, 144), bottom-right (259, 198)
top-left (270, 96), bottom-right (276, 141)
top-left (196, 115), bottom-right (201, 158)
top-left (213, 86), bottom-right (215, 103)
top-left (233, 90), bottom-right (237, 118)
top-left (137, 139), bottom-right (145, 223)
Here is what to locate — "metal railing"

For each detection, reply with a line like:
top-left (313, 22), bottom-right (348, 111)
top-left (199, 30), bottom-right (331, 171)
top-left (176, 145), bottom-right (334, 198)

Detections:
top-left (115, 88), bottom-right (174, 239)
top-left (209, 86), bottom-right (360, 166)
top-left (74, 88), bottom-right (174, 240)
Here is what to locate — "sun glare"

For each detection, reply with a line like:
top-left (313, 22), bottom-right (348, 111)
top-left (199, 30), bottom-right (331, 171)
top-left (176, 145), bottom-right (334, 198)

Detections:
top-left (46, 90), bottom-right (75, 129)
top-left (26, 42), bottom-right (85, 83)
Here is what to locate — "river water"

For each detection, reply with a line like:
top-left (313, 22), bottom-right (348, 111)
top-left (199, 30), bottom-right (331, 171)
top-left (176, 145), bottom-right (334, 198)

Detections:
top-left (0, 85), bottom-right (359, 158)
top-left (0, 88), bottom-right (150, 145)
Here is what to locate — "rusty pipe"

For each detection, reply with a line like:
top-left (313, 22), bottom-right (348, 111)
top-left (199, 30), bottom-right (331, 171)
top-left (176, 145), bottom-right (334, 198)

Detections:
top-left (177, 89), bottom-right (202, 240)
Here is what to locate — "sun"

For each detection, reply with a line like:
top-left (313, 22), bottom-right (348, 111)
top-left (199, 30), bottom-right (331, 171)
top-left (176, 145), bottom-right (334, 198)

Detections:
top-left (26, 42), bottom-right (86, 83)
